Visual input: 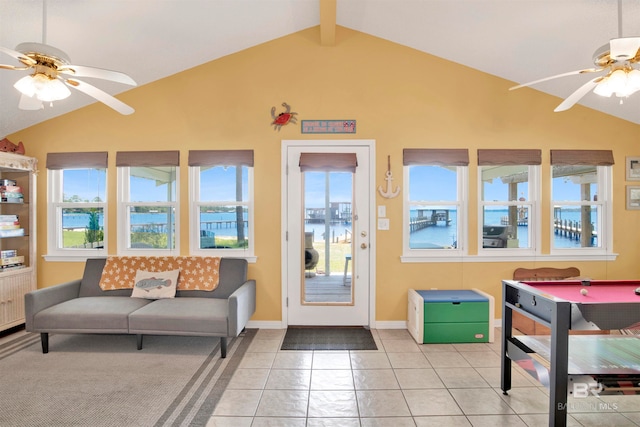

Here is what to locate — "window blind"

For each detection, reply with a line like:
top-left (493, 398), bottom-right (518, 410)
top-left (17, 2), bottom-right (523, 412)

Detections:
top-left (46, 152), bottom-right (108, 170)
top-left (299, 153), bottom-right (358, 172)
top-left (403, 148), bottom-right (469, 166)
top-left (550, 150), bottom-right (614, 166)
top-left (477, 149), bottom-right (541, 165)
top-left (188, 150), bottom-right (254, 167)
top-left (115, 151), bottom-right (180, 167)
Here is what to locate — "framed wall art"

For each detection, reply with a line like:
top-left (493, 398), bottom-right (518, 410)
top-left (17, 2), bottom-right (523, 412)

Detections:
top-left (626, 156), bottom-right (640, 181)
top-left (626, 186), bottom-right (640, 210)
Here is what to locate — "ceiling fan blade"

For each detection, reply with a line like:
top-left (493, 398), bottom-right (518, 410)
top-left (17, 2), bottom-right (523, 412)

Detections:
top-left (609, 37), bottom-right (640, 60)
top-left (18, 94), bottom-right (43, 111)
top-left (65, 78), bottom-right (135, 115)
top-left (58, 64), bottom-right (136, 86)
top-left (0, 63), bottom-right (29, 71)
top-left (510, 68), bottom-right (602, 90)
top-left (0, 46), bottom-right (36, 66)
top-left (553, 77), bottom-right (602, 112)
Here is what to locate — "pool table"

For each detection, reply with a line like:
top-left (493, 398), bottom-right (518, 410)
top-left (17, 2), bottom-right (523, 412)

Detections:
top-left (501, 279), bottom-right (640, 427)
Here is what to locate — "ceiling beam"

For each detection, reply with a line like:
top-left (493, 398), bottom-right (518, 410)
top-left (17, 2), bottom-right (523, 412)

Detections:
top-left (320, 0), bottom-right (336, 46)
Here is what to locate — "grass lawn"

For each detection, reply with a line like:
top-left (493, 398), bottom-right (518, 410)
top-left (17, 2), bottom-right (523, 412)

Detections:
top-left (312, 241), bottom-right (352, 274)
top-left (63, 230), bottom-right (87, 247)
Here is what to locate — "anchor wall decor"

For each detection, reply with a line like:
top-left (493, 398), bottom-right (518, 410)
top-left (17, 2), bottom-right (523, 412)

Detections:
top-left (378, 155), bottom-right (400, 198)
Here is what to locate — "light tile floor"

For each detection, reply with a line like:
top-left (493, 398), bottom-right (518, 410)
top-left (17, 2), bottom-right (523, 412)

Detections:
top-left (208, 328), bottom-right (640, 427)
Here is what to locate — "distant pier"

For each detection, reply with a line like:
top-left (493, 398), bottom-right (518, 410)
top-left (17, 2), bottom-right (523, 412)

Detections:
top-left (501, 215), bottom-right (597, 244)
top-left (410, 209), bottom-right (452, 232)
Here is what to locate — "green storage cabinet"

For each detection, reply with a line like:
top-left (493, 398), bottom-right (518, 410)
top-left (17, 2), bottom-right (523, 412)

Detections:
top-left (408, 289), bottom-right (494, 344)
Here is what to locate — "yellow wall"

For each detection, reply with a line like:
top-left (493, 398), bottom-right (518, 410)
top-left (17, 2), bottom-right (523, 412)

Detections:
top-left (9, 26), bottom-right (640, 323)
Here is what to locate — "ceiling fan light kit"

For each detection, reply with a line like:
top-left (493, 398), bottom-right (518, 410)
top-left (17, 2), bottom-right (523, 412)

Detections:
top-left (592, 68), bottom-right (640, 98)
top-left (511, 36), bottom-right (640, 112)
top-left (0, 42), bottom-right (137, 114)
top-left (14, 73), bottom-right (71, 103)
top-left (511, 0), bottom-right (640, 112)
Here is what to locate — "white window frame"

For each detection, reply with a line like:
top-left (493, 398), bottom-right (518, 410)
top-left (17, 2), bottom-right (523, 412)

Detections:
top-left (549, 165), bottom-right (613, 259)
top-left (45, 168), bottom-right (108, 261)
top-left (117, 166), bottom-right (180, 255)
top-left (188, 165), bottom-right (256, 262)
top-left (477, 165), bottom-right (541, 257)
top-left (401, 165), bottom-right (468, 262)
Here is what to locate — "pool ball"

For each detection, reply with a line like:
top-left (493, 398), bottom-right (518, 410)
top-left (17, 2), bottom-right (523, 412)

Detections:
top-left (580, 288), bottom-right (588, 296)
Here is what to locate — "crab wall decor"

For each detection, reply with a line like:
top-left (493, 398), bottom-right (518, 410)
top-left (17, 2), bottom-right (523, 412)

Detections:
top-left (271, 102), bottom-right (297, 131)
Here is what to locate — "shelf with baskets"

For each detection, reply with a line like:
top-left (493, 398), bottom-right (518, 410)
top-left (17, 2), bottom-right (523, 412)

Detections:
top-left (0, 152), bottom-right (37, 332)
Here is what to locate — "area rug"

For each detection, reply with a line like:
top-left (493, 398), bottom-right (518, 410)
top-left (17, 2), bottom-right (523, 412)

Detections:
top-left (0, 329), bottom-right (256, 427)
top-left (280, 326), bottom-right (377, 351)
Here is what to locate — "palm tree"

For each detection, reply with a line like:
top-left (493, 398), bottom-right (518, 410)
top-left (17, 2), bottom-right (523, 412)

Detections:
top-left (84, 209), bottom-right (103, 247)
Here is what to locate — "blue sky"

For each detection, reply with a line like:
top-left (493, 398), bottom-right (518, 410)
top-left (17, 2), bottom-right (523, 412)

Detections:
top-left (63, 165), bottom-right (592, 204)
top-left (63, 166), bottom-right (249, 202)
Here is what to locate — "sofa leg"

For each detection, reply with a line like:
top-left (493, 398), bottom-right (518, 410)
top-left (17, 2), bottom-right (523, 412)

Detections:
top-left (136, 334), bottom-right (143, 350)
top-left (220, 337), bottom-right (227, 358)
top-left (40, 333), bottom-right (49, 354)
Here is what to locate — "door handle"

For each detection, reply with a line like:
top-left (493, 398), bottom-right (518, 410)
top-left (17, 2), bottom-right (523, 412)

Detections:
top-left (361, 243), bottom-right (368, 249)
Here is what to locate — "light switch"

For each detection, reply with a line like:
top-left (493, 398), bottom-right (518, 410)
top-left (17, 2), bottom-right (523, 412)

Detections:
top-left (378, 205), bottom-right (386, 217)
top-left (378, 218), bottom-right (390, 230)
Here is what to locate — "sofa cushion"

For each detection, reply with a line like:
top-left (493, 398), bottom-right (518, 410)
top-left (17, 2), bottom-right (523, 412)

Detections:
top-left (131, 269), bottom-right (179, 299)
top-left (176, 257), bottom-right (248, 299)
top-left (79, 258), bottom-right (134, 297)
top-left (128, 298), bottom-right (229, 335)
top-left (33, 297), bottom-right (152, 332)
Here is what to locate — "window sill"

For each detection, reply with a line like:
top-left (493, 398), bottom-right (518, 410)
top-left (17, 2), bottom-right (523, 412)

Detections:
top-left (43, 253), bottom-right (106, 262)
top-left (401, 252), bottom-right (618, 263)
top-left (44, 253), bottom-right (258, 263)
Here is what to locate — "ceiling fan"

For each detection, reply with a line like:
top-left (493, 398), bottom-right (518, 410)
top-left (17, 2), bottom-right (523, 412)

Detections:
top-left (0, 42), bottom-right (137, 115)
top-left (510, 1), bottom-right (640, 112)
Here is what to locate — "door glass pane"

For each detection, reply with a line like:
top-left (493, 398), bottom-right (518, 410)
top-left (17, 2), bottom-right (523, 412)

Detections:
top-left (302, 171), bottom-right (354, 304)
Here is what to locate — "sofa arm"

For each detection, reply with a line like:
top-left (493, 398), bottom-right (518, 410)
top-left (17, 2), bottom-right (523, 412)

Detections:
top-left (24, 279), bottom-right (82, 332)
top-left (228, 280), bottom-right (256, 336)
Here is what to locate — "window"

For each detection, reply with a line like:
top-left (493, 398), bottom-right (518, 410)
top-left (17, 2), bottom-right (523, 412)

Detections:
top-left (478, 149), bottom-right (540, 253)
top-left (550, 150), bottom-right (613, 254)
top-left (402, 149), bottom-right (468, 260)
top-left (188, 150), bottom-right (254, 259)
top-left (117, 151), bottom-right (179, 254)
top-left (46, 152), bottom-right (108, 259)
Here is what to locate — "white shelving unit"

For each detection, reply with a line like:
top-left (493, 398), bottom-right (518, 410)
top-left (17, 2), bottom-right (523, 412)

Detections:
top-left (0, 152), bottom-right (37, 332)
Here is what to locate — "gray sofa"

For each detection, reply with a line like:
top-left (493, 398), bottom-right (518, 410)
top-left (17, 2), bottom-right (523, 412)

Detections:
top-left (24, 257), bottom-right (256, 357)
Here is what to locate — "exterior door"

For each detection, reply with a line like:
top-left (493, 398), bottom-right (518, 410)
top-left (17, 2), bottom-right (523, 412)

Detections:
top-left (283, 141), bottom-right (373, 326)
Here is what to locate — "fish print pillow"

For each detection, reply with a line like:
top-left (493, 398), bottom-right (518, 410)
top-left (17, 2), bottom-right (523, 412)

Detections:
top-left (131, 269), bottom-right (179, 299)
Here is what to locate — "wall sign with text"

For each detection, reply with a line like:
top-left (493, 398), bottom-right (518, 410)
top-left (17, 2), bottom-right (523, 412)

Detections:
top-left (301, 120), bottom-right (356, 134)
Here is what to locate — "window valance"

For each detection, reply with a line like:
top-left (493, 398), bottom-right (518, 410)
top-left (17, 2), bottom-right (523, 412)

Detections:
top-left (550, 150), bottom-right (614, 166)
top-left (188, 150), bottom-right (254, 167)
top-left (478, 149), bottom-right (541, 166)
top-left (46, 152), bottom-right (108, 169)
top-left (116, 151), bottom-right (179, 167)
top-left (403, 149), bottom-right (469, 166)
top-left (299, 153), bottom-right (358, 172)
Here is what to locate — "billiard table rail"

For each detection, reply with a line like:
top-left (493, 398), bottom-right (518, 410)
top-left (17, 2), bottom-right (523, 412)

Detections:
top-left (505, 280), bottom-right (640, 331)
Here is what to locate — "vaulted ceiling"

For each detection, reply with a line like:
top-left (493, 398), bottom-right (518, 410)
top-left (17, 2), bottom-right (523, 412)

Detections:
top-left (2, 0), bottom-right (640, 138)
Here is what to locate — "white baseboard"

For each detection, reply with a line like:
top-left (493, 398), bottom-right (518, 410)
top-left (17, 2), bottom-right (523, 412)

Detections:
top-left (246, 320), bottom-right (285, 329)
top-left (245, 319), bottom-right (500, 330)
top-left (371, 321), bottom-right (407, 329)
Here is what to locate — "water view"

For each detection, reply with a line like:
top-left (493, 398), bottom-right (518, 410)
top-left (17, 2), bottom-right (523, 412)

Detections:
top-left (64, 208), bottom-right (594, 249)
